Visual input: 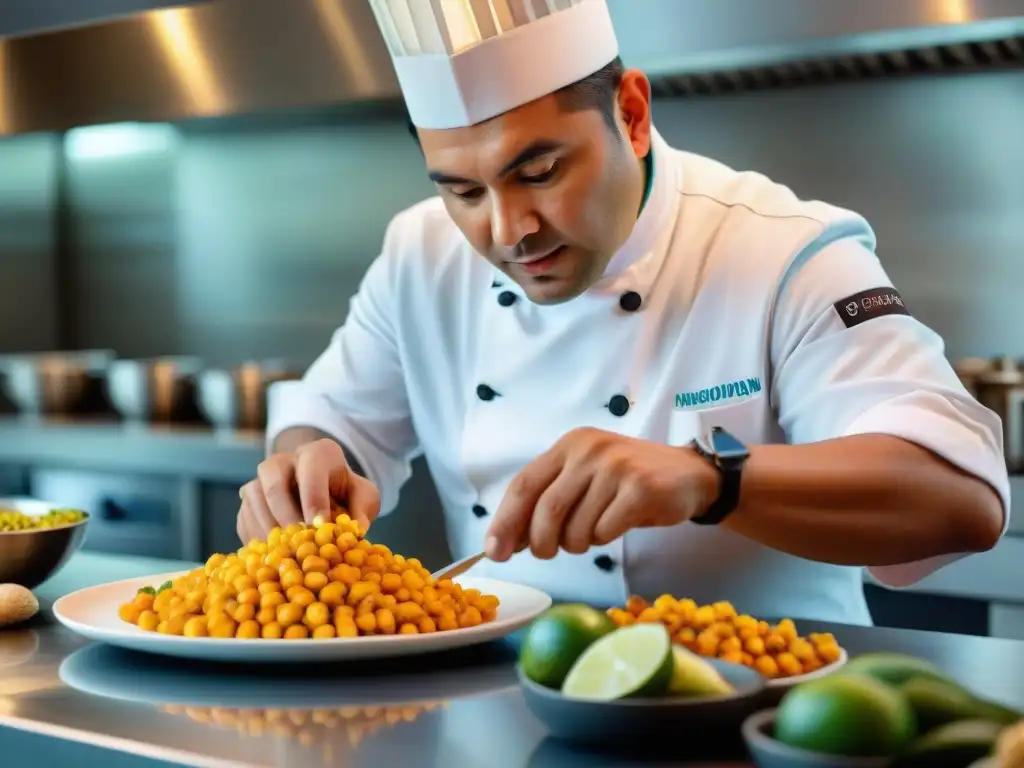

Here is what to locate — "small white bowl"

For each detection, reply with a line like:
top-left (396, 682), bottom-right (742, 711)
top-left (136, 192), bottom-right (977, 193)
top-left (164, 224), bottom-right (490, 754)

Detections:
top-left (762, 646), bottom-right (849, 703)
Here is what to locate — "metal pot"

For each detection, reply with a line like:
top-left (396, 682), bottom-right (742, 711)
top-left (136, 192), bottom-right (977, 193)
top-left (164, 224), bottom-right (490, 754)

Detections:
top-left (953, 356), bottom-right (995, 400)
top-left (961, 356), bottom-right (1024, 472)
top-left (0, 350), bottom-right (115, 416)
top-left (105, 356), bottom-right (205, 423)
top-left (197, 362), bottom-right (298, 431)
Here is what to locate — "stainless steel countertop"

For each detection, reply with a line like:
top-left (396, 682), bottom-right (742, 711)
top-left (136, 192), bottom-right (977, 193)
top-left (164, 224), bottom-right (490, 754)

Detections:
top-left (3, 553), bottom-right (1024, 768)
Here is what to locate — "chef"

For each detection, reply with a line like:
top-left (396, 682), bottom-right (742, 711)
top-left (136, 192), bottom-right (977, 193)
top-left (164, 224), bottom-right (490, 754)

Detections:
top-left (238, 0), bottom-right (1009, 624)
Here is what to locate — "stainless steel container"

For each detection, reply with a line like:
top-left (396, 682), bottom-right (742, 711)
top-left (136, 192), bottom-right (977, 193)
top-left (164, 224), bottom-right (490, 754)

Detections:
top-left (105, 356), bottom-right (205, 423)
top-left (953, 356), bottom-right (994, 400)
top-left (960, 356), bottom-right (1024, 473)
top-left (0, 350), bottom-right (115, 416)
top-left (0, 497), bottom-right (89, 588)
top-left (197, 362), bottom-right (298, 430)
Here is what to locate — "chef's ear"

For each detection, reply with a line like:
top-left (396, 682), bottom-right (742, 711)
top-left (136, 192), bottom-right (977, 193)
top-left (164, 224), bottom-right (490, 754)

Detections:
top-left (617, 69), bottom-right (652, 159)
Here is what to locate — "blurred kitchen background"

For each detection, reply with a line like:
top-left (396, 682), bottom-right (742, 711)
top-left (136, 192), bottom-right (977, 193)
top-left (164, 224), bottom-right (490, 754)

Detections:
top-left (1, 0), bottom-right (1022, 637)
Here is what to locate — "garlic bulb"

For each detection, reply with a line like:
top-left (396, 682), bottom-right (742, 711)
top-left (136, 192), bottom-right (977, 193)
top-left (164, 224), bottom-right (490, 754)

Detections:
top-left (0, 584), bottom-right (39, 628)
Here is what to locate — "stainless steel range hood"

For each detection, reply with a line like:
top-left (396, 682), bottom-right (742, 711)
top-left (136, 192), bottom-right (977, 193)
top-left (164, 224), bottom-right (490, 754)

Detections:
top-left (1, 0), bottom-right (1023, 137)
top-left (0, 0), bottom-right (403, 136)
top-left (626, 0), bottom-right (1024, 98)
top-left (617, 0), bottom-right (1024, 76)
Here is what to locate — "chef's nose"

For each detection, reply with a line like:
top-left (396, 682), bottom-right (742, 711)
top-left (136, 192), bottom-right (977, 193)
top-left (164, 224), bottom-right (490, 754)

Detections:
top-left (490, 192), bottom-right (540, 248)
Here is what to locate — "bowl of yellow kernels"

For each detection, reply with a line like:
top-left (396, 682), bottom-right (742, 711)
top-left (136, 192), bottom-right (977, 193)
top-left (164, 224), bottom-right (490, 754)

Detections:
top-left (0, 498), bottom-right (89, 588)
top-left (607, 596), bottom-right (847, 702)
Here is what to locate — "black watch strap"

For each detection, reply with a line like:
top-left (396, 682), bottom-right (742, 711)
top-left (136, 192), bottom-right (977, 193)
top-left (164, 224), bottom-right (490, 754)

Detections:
top-left (690, 427), bottom-right (748, 526)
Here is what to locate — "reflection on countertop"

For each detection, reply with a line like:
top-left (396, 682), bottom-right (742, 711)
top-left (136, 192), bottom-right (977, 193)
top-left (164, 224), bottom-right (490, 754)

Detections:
top-left (158, 699), bottom-right (449, 755)
top-left (53, 641), bottom-right (520, 767)
top-left (1, 608), bottom-right (540, 768)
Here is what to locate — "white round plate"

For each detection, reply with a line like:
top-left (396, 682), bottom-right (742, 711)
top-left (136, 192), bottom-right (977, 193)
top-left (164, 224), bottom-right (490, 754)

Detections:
top-left (764, 646), bottom-right (848, 688)
top-left (53, 571), bottom-right (552, 663)
top-left (59, 642), bottom-right (519, 710)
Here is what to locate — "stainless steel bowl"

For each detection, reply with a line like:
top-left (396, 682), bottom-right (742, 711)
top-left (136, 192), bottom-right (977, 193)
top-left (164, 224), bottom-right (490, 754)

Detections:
top-left (105, 356), bottom-right (205, 423)
top-left (0, 498), bottom-right (90, 589)
top-left (197, 362), bottom-right (298, 430)
top-left (0, 350), bottom-right (115, 416)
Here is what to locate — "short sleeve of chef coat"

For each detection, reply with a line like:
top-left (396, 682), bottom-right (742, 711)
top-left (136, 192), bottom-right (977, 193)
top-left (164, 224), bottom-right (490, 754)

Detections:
top-left (770, 224), bottom-right (1010, 587)
top-left (265, 222), bottom-right (417, 519)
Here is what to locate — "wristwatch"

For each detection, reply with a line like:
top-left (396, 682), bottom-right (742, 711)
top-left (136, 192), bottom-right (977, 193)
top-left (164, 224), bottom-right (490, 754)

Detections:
top-left (689, 426), bottom-right (750, 526)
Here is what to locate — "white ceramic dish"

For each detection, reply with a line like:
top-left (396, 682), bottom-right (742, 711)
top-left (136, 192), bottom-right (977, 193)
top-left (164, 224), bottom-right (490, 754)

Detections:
top-left (53, 571), bottom-right (552, 663)
top-left (765, 646), bottom-right (848, 688)
top-left (59, 641), bottom-right (519, 710)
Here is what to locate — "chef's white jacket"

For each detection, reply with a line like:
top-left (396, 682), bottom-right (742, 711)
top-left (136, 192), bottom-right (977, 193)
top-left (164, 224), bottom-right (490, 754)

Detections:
top-left (267, 127), bottom-right (1010, 625)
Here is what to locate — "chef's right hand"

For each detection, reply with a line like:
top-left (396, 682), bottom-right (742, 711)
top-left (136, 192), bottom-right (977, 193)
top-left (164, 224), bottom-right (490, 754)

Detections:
top-left (236, 438), bottom-right (381, 544)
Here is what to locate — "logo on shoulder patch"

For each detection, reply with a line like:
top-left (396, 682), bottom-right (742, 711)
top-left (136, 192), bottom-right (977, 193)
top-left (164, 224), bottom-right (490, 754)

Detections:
top-left (833, 287), bottom-right (910, 329)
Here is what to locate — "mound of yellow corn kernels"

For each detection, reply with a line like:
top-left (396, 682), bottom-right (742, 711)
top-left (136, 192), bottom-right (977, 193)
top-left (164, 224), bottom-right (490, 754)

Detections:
top-left (607, 595), bottom-right (843, 679)
top-left (118, 513), bottom-right (500, 639)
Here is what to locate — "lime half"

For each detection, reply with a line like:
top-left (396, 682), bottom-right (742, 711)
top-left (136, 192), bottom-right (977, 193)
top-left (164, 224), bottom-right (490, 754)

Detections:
top-left (561, 623), bottom-right (673, 701)
top-left (519, 604), bottom-right (616, 689)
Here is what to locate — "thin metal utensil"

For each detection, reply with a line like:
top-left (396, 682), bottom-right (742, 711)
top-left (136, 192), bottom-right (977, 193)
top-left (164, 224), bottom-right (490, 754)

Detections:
top-left (429, 536), bottom-right (530, 581)
top-left (431, 551), bottom-right (487, 581)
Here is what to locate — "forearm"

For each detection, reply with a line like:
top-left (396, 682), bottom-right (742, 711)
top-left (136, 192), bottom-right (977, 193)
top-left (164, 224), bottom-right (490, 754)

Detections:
top-left (270, 426), bottom-right (366, 477)
top-left (720, 434), bottom-right (1004, 566)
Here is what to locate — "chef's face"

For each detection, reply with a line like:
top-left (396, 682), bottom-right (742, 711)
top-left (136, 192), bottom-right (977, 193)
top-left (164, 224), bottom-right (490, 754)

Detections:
top-left (417, 69), bottom-right (653, 305)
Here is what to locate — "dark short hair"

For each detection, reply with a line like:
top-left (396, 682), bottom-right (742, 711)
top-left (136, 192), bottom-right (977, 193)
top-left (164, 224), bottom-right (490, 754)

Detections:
top-left (405, 56), bottom-right (625, 142)
top-left (553, 56), bottom-right (625, 132)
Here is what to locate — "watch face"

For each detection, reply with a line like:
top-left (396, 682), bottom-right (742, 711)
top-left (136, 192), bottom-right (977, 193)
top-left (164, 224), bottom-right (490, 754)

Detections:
top-left (711, 428), bottom-right (748, 460)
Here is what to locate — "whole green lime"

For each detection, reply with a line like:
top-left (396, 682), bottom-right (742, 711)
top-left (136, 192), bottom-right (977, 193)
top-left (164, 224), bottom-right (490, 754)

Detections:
top-left (519, 604), bottom-right (616, 689)
top-left (775, 674), bottom-right (918, 757)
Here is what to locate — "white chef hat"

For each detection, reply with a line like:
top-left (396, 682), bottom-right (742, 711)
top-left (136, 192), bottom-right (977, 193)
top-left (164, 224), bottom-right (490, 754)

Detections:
top-left (368, 0), bottom-right (620, 130)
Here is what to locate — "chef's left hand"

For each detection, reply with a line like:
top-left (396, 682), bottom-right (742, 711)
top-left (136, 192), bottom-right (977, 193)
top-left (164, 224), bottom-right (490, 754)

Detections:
top-left (485, 427), bottom-right (721, 562)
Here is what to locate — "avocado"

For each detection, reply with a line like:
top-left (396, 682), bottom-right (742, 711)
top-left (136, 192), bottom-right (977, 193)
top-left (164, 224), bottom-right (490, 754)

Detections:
top-left (899, 676), bottom-right (988, 733)
top-left (898, 674), bottom-right (1021, 735)
top-left (971, 697), bottom-right (1022, 727)
top-left (845, 652), bottom-right (949, 686)
top-left (892, 719), bottom-right (1003, 768)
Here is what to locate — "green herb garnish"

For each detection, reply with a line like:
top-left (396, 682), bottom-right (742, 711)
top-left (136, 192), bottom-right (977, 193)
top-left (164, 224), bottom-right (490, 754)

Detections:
top-left (137, 586), bottom-right (156, 596)
top-left (158, 581), bottom-right (173, 593)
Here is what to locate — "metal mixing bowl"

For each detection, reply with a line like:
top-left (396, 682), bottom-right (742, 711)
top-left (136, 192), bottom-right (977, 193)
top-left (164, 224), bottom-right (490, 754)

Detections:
top-left (197, 361), bottom-right (298, 430)
top-left (0, 498), bottom-right (90, 588)
top-left (105, 356), bottom-right (205, 423)
top-left (0, 350), bottom-right (115, 416)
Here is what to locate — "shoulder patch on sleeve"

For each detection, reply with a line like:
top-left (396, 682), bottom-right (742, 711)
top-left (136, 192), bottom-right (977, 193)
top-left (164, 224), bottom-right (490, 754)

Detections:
top-left (833, 287), bottom-right (910, 328)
